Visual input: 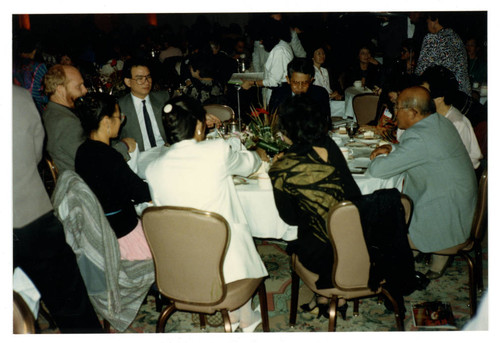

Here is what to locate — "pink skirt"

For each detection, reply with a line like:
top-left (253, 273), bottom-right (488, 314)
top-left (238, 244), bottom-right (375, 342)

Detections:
top-left (117, 220), bottom-right (153, 261)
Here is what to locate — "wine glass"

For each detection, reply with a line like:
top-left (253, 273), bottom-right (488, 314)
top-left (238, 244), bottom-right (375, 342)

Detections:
top-left (346, 122), bottom-right (359, 142)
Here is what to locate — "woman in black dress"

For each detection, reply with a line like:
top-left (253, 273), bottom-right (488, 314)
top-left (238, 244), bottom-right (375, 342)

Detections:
top-left (269, 94), bottom-right (362, 319)
top-left (75, 93), bottom-right (152, 261)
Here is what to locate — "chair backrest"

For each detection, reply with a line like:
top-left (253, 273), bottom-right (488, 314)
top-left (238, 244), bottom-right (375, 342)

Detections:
top-left (471, 169), bottom-right (488, 242)
top-left (328, 195), bottom-right (413, 290)
top-left (203, 104), bottom-right (234, 122)
top-left (352, 93), bottom-right (380, 125)
top-left (13, 291), bottom-right (36, 334)
top-left (328, 201), bottom-right (371, 289)
top-left (142, 206), bottom-right (230, 305)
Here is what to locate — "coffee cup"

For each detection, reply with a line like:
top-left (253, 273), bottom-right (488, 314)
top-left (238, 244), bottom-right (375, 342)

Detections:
top-left (353, 80), bottom-right (363, 88)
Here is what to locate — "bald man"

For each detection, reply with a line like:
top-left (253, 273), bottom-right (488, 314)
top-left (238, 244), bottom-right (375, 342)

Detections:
top-left (368, 86), bottom-right (477, 279)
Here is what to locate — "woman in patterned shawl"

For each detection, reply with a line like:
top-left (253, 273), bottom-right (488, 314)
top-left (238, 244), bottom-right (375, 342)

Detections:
top-left (415, 12), bottom-right (471, 96)
top-left (269, 94), bottom-right (361, 318)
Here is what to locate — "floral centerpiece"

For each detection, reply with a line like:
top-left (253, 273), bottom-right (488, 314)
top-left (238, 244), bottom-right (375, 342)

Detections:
top-left (243, 105), bottom-right (290, 155)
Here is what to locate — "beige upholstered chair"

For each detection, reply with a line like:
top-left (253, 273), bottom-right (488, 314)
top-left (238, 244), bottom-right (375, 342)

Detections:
top-left (142, 206), bottom-right (270, 333)
top-left (13, 291), bottom-right (36, 334)
top-left (203, 104), bottom-right (234, 122)
top-left (352, 93), bottom-right (380, 125)
top-left (412, 169), bottom-right (488, 317)
top-left (289, 194), bottom-right (413, 331)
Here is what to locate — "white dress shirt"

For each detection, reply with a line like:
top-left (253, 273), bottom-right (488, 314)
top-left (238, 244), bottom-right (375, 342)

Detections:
top-left (131, 94), bottom-right (165, 150)
top-left (262, 40), bottom-right (294, 105)
top-left (313, 65), bottom-right (332, 94)
top-left (445, 106), bottom-right (482, 169)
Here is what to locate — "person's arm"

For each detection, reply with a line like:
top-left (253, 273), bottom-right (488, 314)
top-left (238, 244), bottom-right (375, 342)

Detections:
top-left (368, 130), bottom-right (428, 179)
top-left (111, 151), bottom-right (151, 203)
top-left (224, 141), bottom-right (262, 177)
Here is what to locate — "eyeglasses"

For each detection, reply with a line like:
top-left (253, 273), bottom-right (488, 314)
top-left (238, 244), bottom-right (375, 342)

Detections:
top-left (291, 80), bottom-right (311, 87)
top-left (131, 75), bottom-right (153, 85)
top-left (394, 106), bottom-right (410, 112)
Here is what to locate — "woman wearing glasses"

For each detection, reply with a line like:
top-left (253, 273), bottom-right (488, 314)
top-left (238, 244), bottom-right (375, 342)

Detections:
top-left (75, 93), bottom-right (152, 261)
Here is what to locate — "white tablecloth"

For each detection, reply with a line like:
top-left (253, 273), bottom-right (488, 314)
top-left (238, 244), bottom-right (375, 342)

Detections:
top-left (235, 170), bottom-right (403, 241)
top-left (330, 100), bottom-right (345, 117)
top-left (344, 86), bottom-right (373, 120)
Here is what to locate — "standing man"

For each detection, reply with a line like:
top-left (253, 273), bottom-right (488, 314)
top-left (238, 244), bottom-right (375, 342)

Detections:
top-left (118, 58), bottom-right (170, 152)
top-left (368, 86), bottom-right (477, 279)
top-left (42, 64), bottom-right (134, 172)
top-left (13, 85), bottom-right (103, 333)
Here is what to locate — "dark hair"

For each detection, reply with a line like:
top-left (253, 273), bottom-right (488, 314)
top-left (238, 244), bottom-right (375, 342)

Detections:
top-left (122, 58), bottom-right (150, 79)
top-left (75, 93), bottom-right (118, 136)
top-left (419, 65), bottom-right (458, 105)
top-left (188, 52), bottom-right (215, 79)
top-left (306, 41), bottom-right (326, 59)
top-left (278, 94), bottom-right (329, 145)
top-left (261, 17), bottom-right (291, 52)
top-left (287, 58), bottom-right (314, 78)
top-left (162, 95), bottom-right (206, 145)
top-left (426, 12), bottom-right (452, 28)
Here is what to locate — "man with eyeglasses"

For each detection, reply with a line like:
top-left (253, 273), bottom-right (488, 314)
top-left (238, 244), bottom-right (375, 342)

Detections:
top-left (269, 58), bottom-right (330, 127)
top-left (118, 58), bottom-right (170, 152)
top-left (42, 64), bottom-right (133, 173)
top-left (368, 86), bottom-right (477, 280)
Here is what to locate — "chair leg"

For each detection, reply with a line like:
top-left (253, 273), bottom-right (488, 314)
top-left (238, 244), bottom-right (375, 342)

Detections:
top-left (353, 299), bottom-right (360, 316)
top-left (199, 314), bottom-right (206, 330)
top-left (103, 319), bottom-right (111, 333)
top-left (328, 296), bottom-right (338, 332)
top-left (474, 244), bottom-right (484, 293)
top-left (461, 252), bottom-right (477, 317)
top-left (381, 289), bottom-right (404, 331)
top-left (156, 303), bottom-right (176, 333)
top-left (289, 270), bottom-right (300, 327)
top-left (221, 309), bottom-right (232, 333)
top-left (257, 280), bottom-right (270, 332)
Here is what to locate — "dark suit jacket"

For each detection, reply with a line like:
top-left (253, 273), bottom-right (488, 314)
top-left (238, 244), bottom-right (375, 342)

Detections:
top-left (118, 91), bottom-right (170, 152)
top-left (269, 83), bottom-right (331, 126)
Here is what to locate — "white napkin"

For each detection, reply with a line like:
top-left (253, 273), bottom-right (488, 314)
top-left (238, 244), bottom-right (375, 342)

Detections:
top-left (13, 267), bottom-right (40, 319)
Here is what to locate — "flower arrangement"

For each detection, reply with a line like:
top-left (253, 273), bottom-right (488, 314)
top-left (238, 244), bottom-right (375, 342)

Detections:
top-left (243, 105), bottom-right (290, 155)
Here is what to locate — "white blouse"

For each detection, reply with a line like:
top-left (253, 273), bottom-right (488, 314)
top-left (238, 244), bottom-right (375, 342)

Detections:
top-left (313, 65), bottom-right (332, 95)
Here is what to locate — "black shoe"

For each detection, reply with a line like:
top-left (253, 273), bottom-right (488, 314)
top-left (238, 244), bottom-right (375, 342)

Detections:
top-left (317, 303), bottom-right (348, 320)
top-left (414, 271), bottom-right (430, 290)
top-left (300, 302), bottom-right (318, 313)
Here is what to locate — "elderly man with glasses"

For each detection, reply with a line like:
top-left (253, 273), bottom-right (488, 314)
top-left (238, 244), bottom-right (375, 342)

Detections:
top-left (368, 86), bottom-right (477, 280)
top-left (269, 58), bottom-right (330, 127)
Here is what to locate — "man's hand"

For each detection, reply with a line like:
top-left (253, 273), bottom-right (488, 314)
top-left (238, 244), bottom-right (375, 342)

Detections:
top-left (370, 144), bottom-right (392, 160)
top-left (241, 80), bottom-right (253, 90)
top-left (205, 113), bottom-right (222, 128)
top-left (121, 137), bottom-right (137, 153)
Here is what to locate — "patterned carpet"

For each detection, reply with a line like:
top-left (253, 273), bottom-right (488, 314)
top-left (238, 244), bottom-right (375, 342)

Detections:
top-left (38, 238), bottom-right (488, 334)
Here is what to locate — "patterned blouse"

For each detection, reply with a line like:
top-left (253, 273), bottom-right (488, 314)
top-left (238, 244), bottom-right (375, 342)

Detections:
top-left (269, 137), bottom-right (361, 288)
top-left (416, 28), bottom-right (471, 96)
top-left (13, 58), bottom-right (49, 114)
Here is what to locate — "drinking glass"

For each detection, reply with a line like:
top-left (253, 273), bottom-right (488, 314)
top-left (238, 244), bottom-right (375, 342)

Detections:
top-left (346, 122), bottom-right (359, 142)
